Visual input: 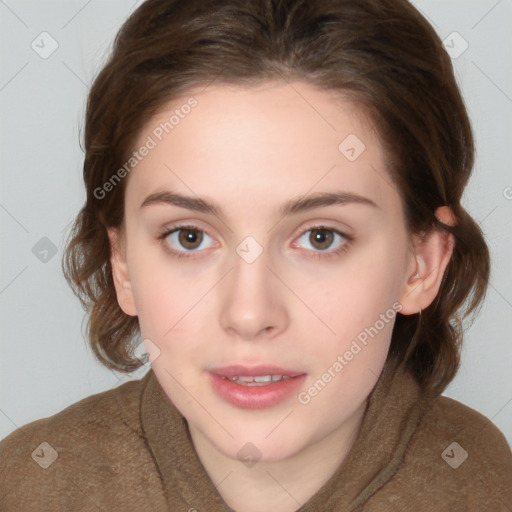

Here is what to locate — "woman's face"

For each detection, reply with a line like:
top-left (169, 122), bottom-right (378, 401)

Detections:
top-left (111, 80), bottom-right (417, 462)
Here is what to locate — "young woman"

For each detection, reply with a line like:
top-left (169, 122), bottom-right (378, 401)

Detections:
top-left (1, 0), bottom-right (511, 510)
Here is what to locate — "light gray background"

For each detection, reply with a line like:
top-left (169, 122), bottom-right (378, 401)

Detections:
top-left (1, 0), bottom-right (511, 447)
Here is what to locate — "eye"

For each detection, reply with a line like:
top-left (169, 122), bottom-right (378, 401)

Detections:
top-left (159, 225), bottom-right (216, 255)
top-left (157, 223), bottom-right (352, 260)
top-left (293, 226), bottom-right (351, 255)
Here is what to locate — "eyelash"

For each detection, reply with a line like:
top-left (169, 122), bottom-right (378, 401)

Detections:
top-left (156, 224), bottom-right (354, 260)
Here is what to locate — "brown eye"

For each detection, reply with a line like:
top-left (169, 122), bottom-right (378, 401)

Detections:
top-left (162, 225), bottom-right (215, 256)
top-left (309, 228), bottom-right (334, 250)
top-left (177, 228), bottom-right (203, 250)
top-left (294, 225), bottom-right (349, 255)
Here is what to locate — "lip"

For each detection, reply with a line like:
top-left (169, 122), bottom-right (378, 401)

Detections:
top-left (209, 364), bottom-right (304, 378)
top-left (208, 364), bottom-right (307, 410)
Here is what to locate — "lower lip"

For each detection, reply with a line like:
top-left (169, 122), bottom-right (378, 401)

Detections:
top-left (208, 373), bottom-right (307, 409)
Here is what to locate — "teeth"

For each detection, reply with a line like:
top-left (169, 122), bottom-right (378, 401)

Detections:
top-left (254, 375), bottom-right (272, 383)
top-left (226, 375), bottom-right (292, 386)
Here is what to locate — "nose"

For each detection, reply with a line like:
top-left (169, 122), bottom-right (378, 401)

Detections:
top-left (219, 247), bottom-right (289, 342)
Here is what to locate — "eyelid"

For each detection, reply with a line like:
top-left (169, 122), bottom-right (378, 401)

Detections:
top-left (158, 221), bottom-right (216, 242)
top-left (293, 221), bottom-right (353, 240)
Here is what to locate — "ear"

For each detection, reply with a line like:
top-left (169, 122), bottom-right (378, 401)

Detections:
top-left (107, 227), bottom-right (138, 317)
top-left (398, 206), bottom-right (456, 315)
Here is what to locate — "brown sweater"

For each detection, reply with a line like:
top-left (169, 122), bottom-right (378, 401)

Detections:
top-left (1, 362), bottom-right (511, 511)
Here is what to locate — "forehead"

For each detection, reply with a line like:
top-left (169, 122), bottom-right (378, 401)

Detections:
top-left (125, 80), bottom-right (399, 217)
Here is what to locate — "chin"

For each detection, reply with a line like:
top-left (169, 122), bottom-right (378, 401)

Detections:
top-left (214, 424), bottom-right (310, 463)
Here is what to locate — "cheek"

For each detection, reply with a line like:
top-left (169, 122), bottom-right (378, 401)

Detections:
top-left (127, 242), bottom-right (203, 340)
top-left (297, 235), bottom-right (407, 348)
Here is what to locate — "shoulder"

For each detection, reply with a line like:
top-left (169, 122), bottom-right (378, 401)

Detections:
top-left (0, 372), bottom-right (148, 453)
top-left (370, 388), bottom-right (512, 510)
top-left (400, 393), bottom-right (512, 508)
top-left (0, 371), bottom-right (155, 509)
top-left (421, 393), bottom-right (512, 465)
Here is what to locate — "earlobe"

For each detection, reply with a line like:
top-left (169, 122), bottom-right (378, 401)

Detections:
top-left (399, 206), bottom-right (456, 315)
top-left (107, 227), bottom-right (138, 317)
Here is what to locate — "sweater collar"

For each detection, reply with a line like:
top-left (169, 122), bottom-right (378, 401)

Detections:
top-left (140, 360), bottom-right (427, 511)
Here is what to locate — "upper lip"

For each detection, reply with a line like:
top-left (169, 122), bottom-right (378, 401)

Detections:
top-left (209, 365), bottom-right (305, 378)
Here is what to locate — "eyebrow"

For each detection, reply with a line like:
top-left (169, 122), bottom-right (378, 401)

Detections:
top-left (139, 190), bottom-right (379, 217)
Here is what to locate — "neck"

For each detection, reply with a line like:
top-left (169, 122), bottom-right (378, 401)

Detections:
top-left (188, 400), bottom-right (367, 512)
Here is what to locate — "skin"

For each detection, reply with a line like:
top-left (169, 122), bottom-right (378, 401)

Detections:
top-left (108, 80), bottom-right (454, 512)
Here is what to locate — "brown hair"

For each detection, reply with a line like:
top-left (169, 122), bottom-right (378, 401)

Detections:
top-left (62, 0), bottom-right (489, 397)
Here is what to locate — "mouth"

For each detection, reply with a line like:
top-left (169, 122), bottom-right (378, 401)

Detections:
top-left (222, 374), bottom-right (296, 386)
top-left (208, 364), bottom-right (307, 409)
